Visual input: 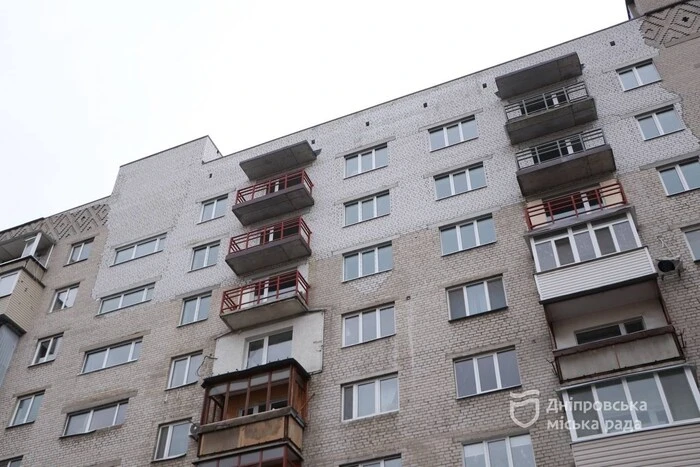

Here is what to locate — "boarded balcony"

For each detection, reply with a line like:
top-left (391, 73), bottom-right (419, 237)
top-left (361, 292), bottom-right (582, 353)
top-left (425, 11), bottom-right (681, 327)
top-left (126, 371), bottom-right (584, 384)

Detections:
top-left (195, 445), bottom-right (302, 467)
top-left (496, 52), bottom-right (583, 99)
top-left (504, 82), bottom-right (597, 144)
top-left (220, 271), bottom-right (310, 331)
top-left (516, 129), bottom-right (616, 196)
top-left (0, 257), bottom-right (47, 333)
top-left (233, 171), bottom-right (315, 226)
top-left (225, 218), bottom-right (311, 275)
top-left (240, 141), bottom-right (317, 181)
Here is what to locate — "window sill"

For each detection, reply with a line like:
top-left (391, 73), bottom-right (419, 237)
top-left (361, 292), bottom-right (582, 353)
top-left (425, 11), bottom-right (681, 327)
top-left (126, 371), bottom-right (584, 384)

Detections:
top-left (152, 454), bottom-right (187, 464)
top-left (642, 128), bottom-right (685, 142)
top-left (622, 79), bottom-right (662, 92)
top-left (165, 381), bottom-right (198, 392)
top-left (28, 360), bottom-right (55, 368)
top-left (449, 306), bottom-right (508, 323)
top-left (429, 136), bottom-right (479, 153)
top-left (441, 240), bottom-right (496, 257)
top-left (188, 264), bottom-right (217, 273)
top-left (80, 359), bottom-right (138, 376)
top-left (110, 250), bottom-right (163, 267)
top-left (666, 186), bottom-right (700, 197)
top-left (342, 409), bottom-right (399, 424)
top-left (177, 318), bottom-right (208, 328)
top-left (60, 424), bottom-right (122, 439)
top-left (436, 185), bottom-right (487, 202)
top-left (456, 384), bottom-right (522, 401)
top-left (197, 215), bottom-right (225, 225)
top-left (64, 258), bottom-right (88, 267)
top-left (344, 165), bottom-right (388, 180)
top-left (342, 269), bottom-right (392, 284)
top-left (5, 421), bottom-right (35, 430)
top-left (343, 213), bottom-right (390, 229)
top-left (342, 333), bottom-right (396, 349)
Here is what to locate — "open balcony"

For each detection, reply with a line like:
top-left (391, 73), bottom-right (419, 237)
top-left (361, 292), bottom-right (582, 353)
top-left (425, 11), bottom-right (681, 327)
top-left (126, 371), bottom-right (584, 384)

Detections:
top-left (225, 218), bottom-right (311, 275)
top-left (220, 271), bottom-right (310, 331)
top-left (515, 129), bottom-right (616, 196)
top-left (495, 52), bottom-right (583, 99)
top-left (198, 359), bottom-right (308, 460)
top-left (233, 171), bottom-right (314, 226)
top-left (504, 82), bottom-right (597, 144)
top-left (240, 141), bottom-right (317, 181)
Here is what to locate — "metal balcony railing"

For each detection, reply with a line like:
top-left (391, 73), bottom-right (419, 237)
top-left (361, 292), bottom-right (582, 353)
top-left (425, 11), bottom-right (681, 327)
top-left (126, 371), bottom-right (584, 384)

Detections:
top-left (228, 217), bottom-right (311, 253)
top-left (220, 271), bottom-right (310, 314)
top-left (526, 182), bottom-right (627, 230)
top-left (505, 82), bottom-right (590, 121)
top-left (516, 129), bottom-right (606, 169)
top-left (235, 170), bottom-right (313, 204)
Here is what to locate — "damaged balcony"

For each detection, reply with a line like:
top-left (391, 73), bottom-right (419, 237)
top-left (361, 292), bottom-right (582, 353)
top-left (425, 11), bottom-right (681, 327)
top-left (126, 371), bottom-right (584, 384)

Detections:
top-left (225, 218), bottom-right (311, 275)
top-left (495, 52), bottom-right (583, 99)
top-left (240, 141), bottom-right (317, 181)
top-left (220, 271), bottom-right (310, 331)
top-left (233, 171), bottom-right (314, 226)
top-left (515, 129), bottom-right (616, 196)
top-left (504, 82), bottom-right (597, 144)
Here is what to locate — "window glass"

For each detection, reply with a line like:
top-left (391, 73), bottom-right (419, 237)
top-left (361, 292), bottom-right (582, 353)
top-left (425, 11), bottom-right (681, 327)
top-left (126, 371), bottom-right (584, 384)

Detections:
top-left (65, 412), bottom-right (90, 435)
top-left (357, 382), bottom-right (375, 417)
top-left (618, 69), bottom-right (637, 90)
top-left (461, 119), bottom-right (478, 140)
top-left (455, 359), bottom-right (477, 397)
top-left (627, 374), bottom-right (669, 427)
top-left (114, 249), bottom-right (132, 264)
top-left (638, 116), bottom-right (660, 139)
top-left (460, 223), bottom-right (477, 250)
top-left (659, 368), bottom-right (700, 421)
top-left (568, 386), bottom-right (602, 437)
top-left (361, 199), bottom-right (374, 221)
top-left (378, 245), bottom-right (392, 272)
top-left (201, 202), bottom-right (215, 221)
top-left (686, 230), bottom-right (700, 260)
top-left (574, 231), bottom-right (596, 261)
top-left (135, 239), bottom-right (157, 257)
top-left (435, 176), bottom-right (452, 199)
top-left (470, 165), bottom-right (486, 189)
top-left (380, 378), bottom-right (398, 412)
top-left (510, 435), bottom-right (536, 467)
top-left (463, 443), bottom-right (487, 467)
top-left (170, 359), bottom-right (188, 387)
top-left (343, 386), bottom-right (353, 420)
top-left (597, 381), bottom-right (633, 432)
top-left (487, 279), bottom-right (506, 310)
top-left (187, 354), bottom-right (202, 385)
top-left (182, 298), bottom-right (198, 324)
top-left (267, 331), bottom-right (293, 362)
top-left (90, 406), bottom-right (117, 431)
top-left (192, 248), bottom-right (206, 270)
top-left (429, 129), bottom-right (445, 150)
top-left (441, 228), bottom-right (459, 255)
top-left (344, 254), bottom-right (359, 280)
top-left (0, 273), bottom-right (18, 296)
top-left (446, 125), bottom-right (460, 145)
top-left (535, 243), bottom-right (556, 271)
top-left (555, 238), bottom-right (575, 265)
top-left (636, 62), bottom-right (660, 84)
top-left (374, 146), bottom-right (388, 168)
top-left (360, 152), bottom-right (373, 172)
top-left (613, 221), bottom-right (637, 251)
top-left (466, 282), bottom-right (487, 315)
top-left (487, 440), bottom-right (509, 467)
top-left (344, 315), bottom-right (360, 346)
top-left (345, 203), bottom-right (359, 225)
top-left (362, 310), bottom-right (377, 341)
top-left (380, 307), bottom-right (395, 336)
top-left (477, 217), bottom-right (496, 244)
top-left (376, 194), bottom-right (390, 216)
top-left (105, 343), bottom-right (131, 367)
top-left (346, 156), bottom-right (359, 177)
top-left (595, 228), bottom-right (617, 255)
top-left (247, 339), bottom-right (264, 367)
top-left (660, 168), bottom-right (684, 195)
top-left (681, 161), bottom-right (700, 190)
top-left (448, 289), bottom-right (467, 320)
top-left (476, 356), bottom-right (498, 392)
top-left (453, 172), bottom-right (468, 194)
top-left (361, 250), bottom-right (375, 275)
top-left (657, 108), bottom-right (682, 133)
top-left (497, 350), bottom-right (521, 388)
top-left (213, 198), bottom-right (227, 218)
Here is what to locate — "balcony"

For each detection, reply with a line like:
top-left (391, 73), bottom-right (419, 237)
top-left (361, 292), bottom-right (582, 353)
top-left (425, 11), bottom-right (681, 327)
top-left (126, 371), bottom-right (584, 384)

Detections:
top-left (198, 359), bottom-right (308, 460)
top-left (504, 82), bottom-right (597, 144)
top-left (233, 171), bottom-right (314, 226)
top-left (196, 446), bottom-right (302, 467)
top-left (220, 271), bottom-right (310, 331)
top-left (495, 52), bottom-right (583, 99)
top-left (0, 257), bottom-right (47, 333)
top-left (225, 218), bottom-right (312, 275)
top-left (515, 129), bottom-right (616, 196)
top-left (240, 141), bottom-right (317, 181)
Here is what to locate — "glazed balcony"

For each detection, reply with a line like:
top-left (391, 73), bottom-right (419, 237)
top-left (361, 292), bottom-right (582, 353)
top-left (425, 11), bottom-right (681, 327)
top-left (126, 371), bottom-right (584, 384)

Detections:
top-left (196, 446), bottom-right (302, 467)
top-left (0, 257), bottom-right (47, 333)
top-left (220, 271), bottom-right (310, 331)
top-left (225, 218), bottom-right (311, 275)
top-left (233, 171), bottom-right (315, 226)
top-left (240, 141), bottom-right (317, 181)
top-left (504, 82), bottom-right (597, 144)
top-left (198, 359), bottom-right (309, 460)
top-left (515, 129), bottom-right (616, 196)
top-left (495, 52), bottom-right (583, 99)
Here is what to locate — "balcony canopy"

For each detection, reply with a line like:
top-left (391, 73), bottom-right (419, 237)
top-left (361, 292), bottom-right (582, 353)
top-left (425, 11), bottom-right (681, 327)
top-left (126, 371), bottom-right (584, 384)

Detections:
top-left (496, 52), bottom-right (583, 99)
top-left (240, 141), bottom-right (317, 181)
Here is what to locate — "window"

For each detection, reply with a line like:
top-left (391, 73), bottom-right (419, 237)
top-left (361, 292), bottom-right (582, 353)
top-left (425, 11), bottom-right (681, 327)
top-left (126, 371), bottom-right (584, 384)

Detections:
top-left (0, 458), bottom-right (22, 467)
top-left (342, 375), bottom-right (399, 420)
top-left (345, 145), bottom-right (388, 177)
top-left (346, 457), bottom-right (402, 467)
top-left (440, 216), bottom-right (496, 255)
top-left (51, 285), bottom-right (79, 312)
top-left (99, 284), bottom-right (154, 314)
top-left (0, 272), bottom-right (18, 297)
top-left (154, 420), bottom-right (191, 460)
top-left (344, 192), bottom-right (390, 226)
top-left (564, 367), bottom-right (700, 440)
top-left (533, 215), bottom-right (640, 272)
top-left (68, 239), bottom-right (93, 263)
top-left (617, 61), bottom-right (661, 91)
top-left (343, 244), bottom-right (393, 281)
top-left (343, 305), bottom-right (395, 347)
top-left (82, 340), bottom-right (141, 373)
top-left (575, 318), bottom-right (645, 345)
top-left (64, 401), bottom-right (128, 436)
top-left (429, 117), bottom-right (478, 150)
top-left (448, 277), bottom-right (506, 320)
top-left (435, 165), bottom-right (486, 199)
top-left (659, 159), bottom-right (700, 195)
top-left (463, 434), bottom-right (536, 467)
top-left (168, 353), bottom-right (203, 388)
top-left (32, 335), bottom-right (62, 365)
top-left (200, 195), bottom-right (228, 222)
top-left (685, 229), bottom-right (700, 260)
top-left (9, 392), bottom-right (43, 427)
top-left (246, 330), bottom-right (293, 368)
top-left (454, 349), bottom-right (521, 397)
top-left (114, 234), bottom-right (166, 264)
top-left (180, 293), bottom-right (211, 325)
top-left (191, 242), bottom-right (219, 270)
top-left (636, 107), bottom-right (683, 140)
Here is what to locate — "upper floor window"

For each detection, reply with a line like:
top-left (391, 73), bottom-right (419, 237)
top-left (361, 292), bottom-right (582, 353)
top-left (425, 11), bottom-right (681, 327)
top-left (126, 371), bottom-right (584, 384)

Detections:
top-left (154, 420), bottom-right (191, 461)
top-left (659, 159), bottom-right (700, 195)
top-left (64, 401), bottom-right (128, 436)
top-left (344, 192), bottom-right (390, 226)
top-left (464, 434), bottom-right (535, 467)
top-left (454, 349), bottom-right (520, 398)
top-left (9, 392), bottom-right (44, 427)
top-left (0, 272), bottom-right (18, 297)
top-left (82, 339), bottom-right (142, 373)
top-left (114, 234), bottom-right (166, 264)
top-left (636, 107), bottom-right (682, 140)
top-left (180, 293), bottom-right (211, 326)
top-left (685, 229), bottom-right (700, 261)
top-left (429, 116), bottom-right (477, 150)
top-left (435, 164), bottom-right (486, 199)
top-left (343, 305), bottom-right (395, 347)
top-left (448, 277), bottom-right (506, 320)
top-left (246, 330), bottom-right (293, 368)
top-left (32, 334), bottom-right (62, 365)
top-left (200, 195), bottom-right (228, 222)
top-left (191, 242), bottom-right (219, 270)
top-left (440, 216), bottom-right (496, 255)
top-left (533, 214), bottom-right (640, 272)
top-left (168, 352), bottom-right (203, 389)
top-left (575, 318), bottom-right (645, 345)
top-left (51, 284), bottom-right (79, 312)
top-left (346, 457), bottom-right (402, 467)
top-left (342, 374), bottom-right (399, 420)
top-left (0, 458), bottom-right (22, 467)
top-left (343, 244), bottom-right (393, 281)
top-left (617, 61), bottom-right (661, 90)
top-left (99, 284), bottom-right (154, 314)
top-left (68, 239), bottom-right (93, 264)
top-left (345, 145), bottom-right (388, 177)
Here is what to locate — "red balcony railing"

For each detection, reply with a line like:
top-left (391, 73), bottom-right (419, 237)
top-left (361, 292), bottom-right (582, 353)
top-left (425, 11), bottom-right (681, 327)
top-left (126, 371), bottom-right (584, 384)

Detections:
top-left (235, 170), bottom-right (313, 204)
top-left (220, 271), bottom-right (310, 314)
top-left (229, 218), bottom-right (311, 254)
top-left (526, 182), bottom-right (627, 229)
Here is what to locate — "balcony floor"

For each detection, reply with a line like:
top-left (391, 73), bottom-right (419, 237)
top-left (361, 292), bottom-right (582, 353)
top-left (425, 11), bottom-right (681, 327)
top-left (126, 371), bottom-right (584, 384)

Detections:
top-left (220, 294), bottom-right (309, 331)
top-left (225, 235), bottom-right (311, 275)
top-left (233, 185), bottom-right (314, 226)
top-left (506, 98), bottom-right (598, 144)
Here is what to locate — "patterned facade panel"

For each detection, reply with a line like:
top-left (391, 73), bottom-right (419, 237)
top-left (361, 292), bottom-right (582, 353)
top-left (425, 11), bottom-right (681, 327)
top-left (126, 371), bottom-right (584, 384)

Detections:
top-left (642, 1), bottom-right (700, 46)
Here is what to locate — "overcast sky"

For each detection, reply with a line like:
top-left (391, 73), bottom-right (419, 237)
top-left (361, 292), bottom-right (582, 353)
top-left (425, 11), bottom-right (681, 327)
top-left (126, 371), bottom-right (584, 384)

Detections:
top-left (0, 1), bottom-right (629, 231)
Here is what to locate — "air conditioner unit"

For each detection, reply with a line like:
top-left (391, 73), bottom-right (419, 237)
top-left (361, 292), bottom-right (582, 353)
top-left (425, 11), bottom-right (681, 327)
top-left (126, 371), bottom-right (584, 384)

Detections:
top-left (656, 257), bottom-right (683, 279)
top-left (189, 422), bottom-right (201, 440)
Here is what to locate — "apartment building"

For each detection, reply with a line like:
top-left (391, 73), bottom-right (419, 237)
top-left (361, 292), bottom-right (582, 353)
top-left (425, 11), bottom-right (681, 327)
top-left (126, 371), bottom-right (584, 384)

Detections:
top-left (1, 1), bottom-right (699, 465)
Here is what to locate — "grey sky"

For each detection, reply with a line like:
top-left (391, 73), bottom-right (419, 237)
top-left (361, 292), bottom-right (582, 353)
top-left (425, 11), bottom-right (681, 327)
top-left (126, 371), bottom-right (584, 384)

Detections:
top-left (0, 1), bottom-right (629, 231)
